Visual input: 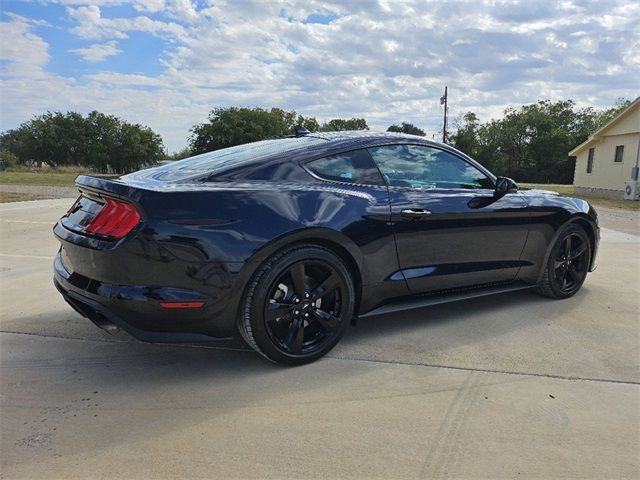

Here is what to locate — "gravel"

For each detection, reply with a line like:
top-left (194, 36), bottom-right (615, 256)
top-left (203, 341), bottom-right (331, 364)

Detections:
top-left (0, 184), bottom-right (78, 199)
top-left (595, 206), bottom-right (640, 236)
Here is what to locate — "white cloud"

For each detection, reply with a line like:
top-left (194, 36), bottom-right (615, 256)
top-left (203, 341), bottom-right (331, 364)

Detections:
top-left (0, 15), bottom-right (50, 77)
top-left (66, 5), bottom-right (187, 40)
top-left (70, 40), bottom-right (121, 62)
top-left (85, 72), bottom-right (165, 86)
top-left (1, 16), bottom-right (72, 129)
top-left (1, 0), bottom-right (639, 152)
top-left (3, 12), bottom-right (52, 27)
top-left (132, 0), bottom-right (166, 13)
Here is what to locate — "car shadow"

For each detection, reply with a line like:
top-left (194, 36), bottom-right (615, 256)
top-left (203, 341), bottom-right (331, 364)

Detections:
top-left (339, 287), bottom-right (592, 352)
top-left (1, 285), bottom-right (597, 469)
top-left (7, 286), bottom-right (591, 364)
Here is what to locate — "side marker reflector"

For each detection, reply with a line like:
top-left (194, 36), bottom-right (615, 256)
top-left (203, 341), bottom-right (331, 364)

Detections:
top-left (159, 301), bottom-right (206, 309)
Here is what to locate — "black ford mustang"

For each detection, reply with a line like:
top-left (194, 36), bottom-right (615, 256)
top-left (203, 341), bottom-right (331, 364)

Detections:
top-left (54, 131), bottom-right (599, 365)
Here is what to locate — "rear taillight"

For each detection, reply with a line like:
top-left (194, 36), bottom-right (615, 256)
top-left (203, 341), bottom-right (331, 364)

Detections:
top-left (84, 197), bottom-right (141, 239)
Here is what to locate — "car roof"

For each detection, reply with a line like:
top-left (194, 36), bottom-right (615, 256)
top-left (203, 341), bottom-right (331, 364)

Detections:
top-left (124, 130), bottom-right (465, 184)
top-left (305, 130), bottom-right (443, 149)
top-left (307, 130), bottom-right (422, 141)
top-left (210, 130), bottom-right (483, 182)
top-left (229, 131), bottom-right (452, 173)
top-left (268, 130), bottom-right (451, 163)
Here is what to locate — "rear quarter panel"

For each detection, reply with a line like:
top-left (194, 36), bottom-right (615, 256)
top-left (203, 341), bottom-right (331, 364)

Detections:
top-left (140, 183), bottom-right (389, 265)
top-left (138, 181), bottom-right (401, 313)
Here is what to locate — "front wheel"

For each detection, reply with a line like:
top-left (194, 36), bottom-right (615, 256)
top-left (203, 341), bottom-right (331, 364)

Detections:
top-left (536, 224), bottom-right (591, 299)
top-left (239, 245), bottom-right (355, 365)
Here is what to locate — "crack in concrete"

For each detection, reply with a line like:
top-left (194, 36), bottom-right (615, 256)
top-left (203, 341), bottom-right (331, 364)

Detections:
top-left (2, 330), bottom-right (638, 386)
top-left (329, 354), bottom-right (640, 386)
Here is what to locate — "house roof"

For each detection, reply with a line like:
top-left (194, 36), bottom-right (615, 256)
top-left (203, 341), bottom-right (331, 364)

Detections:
top-left (569, 96), bottom-right (640, 156)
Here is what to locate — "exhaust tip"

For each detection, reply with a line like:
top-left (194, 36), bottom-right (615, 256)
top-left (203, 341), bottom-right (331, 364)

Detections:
top-left (90, 313), bottom-right (121, 335)
top-left (101, 323), bottom-right (121, 335)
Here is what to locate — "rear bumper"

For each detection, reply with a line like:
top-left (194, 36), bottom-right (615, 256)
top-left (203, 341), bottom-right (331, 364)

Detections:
top-left (53, 252), bottom-right (233, 342)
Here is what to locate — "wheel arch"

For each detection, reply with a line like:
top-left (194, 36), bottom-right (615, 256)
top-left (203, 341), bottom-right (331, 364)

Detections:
top-left (572, 216), bottom-right (598, 268)
top-left (536, 214), bottom-right (598, 283)
top-left (236, 228), bottom-right (365, 322)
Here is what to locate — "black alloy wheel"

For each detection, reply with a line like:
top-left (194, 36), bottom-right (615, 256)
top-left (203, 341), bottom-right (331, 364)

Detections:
top-left (240, 245), bottom-right (355, 365)
top-left (553, 232), bottom-right (589, 294)
top-left (537, 224), bottom-right (591, 299)
top-left (264, 260), bottom-right (346, 355)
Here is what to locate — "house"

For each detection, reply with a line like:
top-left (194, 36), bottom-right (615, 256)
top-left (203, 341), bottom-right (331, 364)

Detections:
top-left (570, 97), bottom-right (640, 200)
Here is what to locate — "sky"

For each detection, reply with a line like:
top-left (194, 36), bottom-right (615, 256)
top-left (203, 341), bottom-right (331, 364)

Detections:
top-left (0, 0), bottom-right (638, 153)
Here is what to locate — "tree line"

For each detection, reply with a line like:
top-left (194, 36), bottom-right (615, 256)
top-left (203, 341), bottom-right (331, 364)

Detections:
top-left (449, 99), bottom-right (631, 184)
top-left (187, 107), bottom-right (369, 155)
top-left (0, 100), bottom-right (630, 181)
top-left (0, 111), bottom-right (165, 174)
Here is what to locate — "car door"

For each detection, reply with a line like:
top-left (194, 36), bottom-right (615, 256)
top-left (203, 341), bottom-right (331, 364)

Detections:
top-left (367, 144), bottom-right (530, 295)
top-left (303, 149), bottom-right (410, 307)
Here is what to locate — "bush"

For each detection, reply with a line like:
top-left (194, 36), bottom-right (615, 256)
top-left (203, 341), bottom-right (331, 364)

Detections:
top-left (0, 150), bottom-right (18, 168)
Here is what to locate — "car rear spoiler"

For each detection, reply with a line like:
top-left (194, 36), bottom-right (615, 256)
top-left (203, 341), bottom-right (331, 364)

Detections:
top-left (74, 175), bottom-right (145, 203)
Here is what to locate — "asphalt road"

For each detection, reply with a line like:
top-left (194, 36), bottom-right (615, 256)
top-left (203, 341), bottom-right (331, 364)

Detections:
top-left (1, 198), bottom-right (639, 479)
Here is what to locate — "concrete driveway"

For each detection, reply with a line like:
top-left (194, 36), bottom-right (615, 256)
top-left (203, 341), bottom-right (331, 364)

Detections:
top-left (1, 198), bottom-right (638, 479)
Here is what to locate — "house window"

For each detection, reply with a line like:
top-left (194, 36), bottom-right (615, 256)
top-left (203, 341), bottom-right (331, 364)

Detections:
top-left (615, 145), bottom-right (624, 163)
top-left (587, 148), bottom-right (594, 173)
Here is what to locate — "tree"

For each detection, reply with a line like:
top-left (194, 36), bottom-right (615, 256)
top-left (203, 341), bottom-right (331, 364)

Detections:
top-left (168, 147), bottom-right (193, 161)
top-left (387, 122), bottom-right (425, 136)
top-left (189, 107), bottom-right (319, 155)
top-left (115, 122), bottom-right (165, 173)
top-left (0, 111), bottom-right (164, 173)
top-left (319, 118), bottom-right (368, 131)
top-left (449, 112), bottom-right (479, 155)
top-left (449, 99), bottom-right (632, 184)
top-left (595, 98), bottom-right (632, 128)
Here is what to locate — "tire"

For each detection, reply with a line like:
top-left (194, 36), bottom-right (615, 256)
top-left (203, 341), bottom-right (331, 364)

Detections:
top-left (536, 224), bottom-right (591, 299)
top-left (239, 245), bottom-right (355, 365)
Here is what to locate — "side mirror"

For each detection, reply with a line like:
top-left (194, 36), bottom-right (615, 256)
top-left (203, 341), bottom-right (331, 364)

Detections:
top-left (495, 177), bottom-right (518, 196)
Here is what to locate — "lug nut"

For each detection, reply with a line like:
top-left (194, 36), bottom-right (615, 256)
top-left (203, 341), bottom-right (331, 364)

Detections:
top-left (294, 298), bottom-right (300, 303)
top-left (294, 310), bottom-right (300, 315)
top-left (304, 292), bottom-right (310, 298)
top-left (304, 313), bottom-right (309, 317)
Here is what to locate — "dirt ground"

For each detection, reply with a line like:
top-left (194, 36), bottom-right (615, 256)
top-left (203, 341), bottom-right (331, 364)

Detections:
top-left (596, 205), bottom-right (640, 235)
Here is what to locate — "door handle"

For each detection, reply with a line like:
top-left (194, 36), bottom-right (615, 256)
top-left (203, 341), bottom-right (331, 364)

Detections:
top-left (401, 208), bottom-right (432, 218)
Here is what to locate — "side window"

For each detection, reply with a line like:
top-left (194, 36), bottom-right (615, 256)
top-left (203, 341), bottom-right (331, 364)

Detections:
top-left (368, 144), bottom-right (493, 189)
top-left (306, 149), bottom-right (385, 186)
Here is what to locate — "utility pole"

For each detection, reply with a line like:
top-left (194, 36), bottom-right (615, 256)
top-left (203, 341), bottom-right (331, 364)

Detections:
top-left (440, 86), bottom-right (448, 143)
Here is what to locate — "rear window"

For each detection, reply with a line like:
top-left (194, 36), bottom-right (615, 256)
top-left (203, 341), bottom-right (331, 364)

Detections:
top-left (125, 137), bottom-right (326, 182)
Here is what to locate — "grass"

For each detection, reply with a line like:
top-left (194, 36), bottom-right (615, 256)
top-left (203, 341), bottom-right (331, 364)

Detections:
top-left (0, 191), bottom-right (51, 203)
top-left (0, 168), bottom-right (119, 187)
top-left (521, 183), bottom-right (640, 211)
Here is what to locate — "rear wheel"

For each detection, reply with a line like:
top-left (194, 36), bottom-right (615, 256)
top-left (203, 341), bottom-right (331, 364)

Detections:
top-left (536, 224), bottom-right (591, 299)
top-left (239, 245), bottom-right (355, 365)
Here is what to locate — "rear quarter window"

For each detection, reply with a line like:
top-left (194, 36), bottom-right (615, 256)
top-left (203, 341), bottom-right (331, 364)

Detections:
top-left (306, 149), bottom-right (385, 186)
top-left (123, 137), bottom-right (327, 182)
